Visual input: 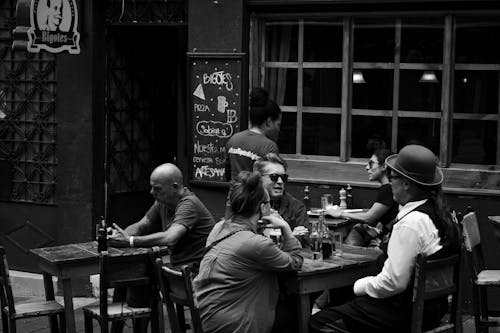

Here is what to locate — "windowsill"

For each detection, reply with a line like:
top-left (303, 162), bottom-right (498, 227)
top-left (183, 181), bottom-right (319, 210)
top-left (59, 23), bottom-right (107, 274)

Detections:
top-left (282, 154), bottom-right (500, 196)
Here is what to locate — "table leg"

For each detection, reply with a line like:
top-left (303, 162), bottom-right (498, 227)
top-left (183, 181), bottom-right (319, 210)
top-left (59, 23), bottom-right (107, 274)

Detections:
top-left (297, 293), bottom-right (310, 333)
top-left (43, 273), bottom-right (60, 333)
top-left (61, 278), bottom-right (76, 333)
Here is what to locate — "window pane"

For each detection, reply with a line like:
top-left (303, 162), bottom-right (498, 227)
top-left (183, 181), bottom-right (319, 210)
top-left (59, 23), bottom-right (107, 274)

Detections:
top-left (452, 120), bottom-right (496, 164)
top-left (302, 113), bottom-right (340, 156)
top-left (456, 18), bottom-right (500, 64)
top-left (398, 118), bottom-right (440, 154)
top-left (454, 71), bottom-right (499, 114)
top-left (400, 18), bottom-right (444, 63)
top-left (352, 69), bottom-right (393, 110)
top-left (354, 18), bottom-right (395, 62)
top-left (265, 23), bottom-right (298, 62)
top-left (351, 116), bottom-right (392, 158)
top-left (277, 112), bottom-right (296, 154)
top-left (399, 70), bottom-right (442, 112)
top-left (265, 68), bottom-right (297, 106)
top-left (304, 21), bottom-right (343, 62)
top-left (303, 69), bottom-right (341, 107)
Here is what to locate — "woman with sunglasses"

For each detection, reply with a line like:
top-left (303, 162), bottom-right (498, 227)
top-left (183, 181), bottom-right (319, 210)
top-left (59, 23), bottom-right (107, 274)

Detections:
top-left (326, 148), bottom-right (398, 247)
top-left (193, 171), bottom-right (303, 333)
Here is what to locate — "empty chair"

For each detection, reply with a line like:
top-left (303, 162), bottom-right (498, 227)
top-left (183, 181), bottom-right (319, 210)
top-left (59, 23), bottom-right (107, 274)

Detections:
top-left (0, 246), bottom-right (65, 333)
top-left (410, 251), bottom-right (463, 333)
top-left (462, 211), bottom-right (500, 333)
top-left (82, 250), bottom-right (162, 333)
top-left (155, 258), bottom-right (203, 333)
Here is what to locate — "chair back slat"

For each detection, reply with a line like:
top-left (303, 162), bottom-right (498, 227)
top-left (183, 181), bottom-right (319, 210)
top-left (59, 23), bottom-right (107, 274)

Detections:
top-left (462, 212), bottom-right (481, 251)
top-left (98, 250), bottom-right (158, 326)
top-left (0, 247), bottom-right (15, 314)
top-left (156, 259), bottom-right (204, 333)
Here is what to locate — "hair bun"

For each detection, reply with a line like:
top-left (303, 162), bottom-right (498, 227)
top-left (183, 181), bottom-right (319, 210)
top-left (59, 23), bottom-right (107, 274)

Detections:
top-left (240, 171), bottom-right (261, 192)
top-left (250, 87), bottom-right (269, 107)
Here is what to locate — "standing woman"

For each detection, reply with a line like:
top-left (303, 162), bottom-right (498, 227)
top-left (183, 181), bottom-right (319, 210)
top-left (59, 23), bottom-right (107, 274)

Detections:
top-left (311, 145), bottom-right (460, 333)
top-left (194, 171), bottom-right (303, 333)
top-left (224, 88), bottom-right (282, 218)
top-left (326, 148), bottom-right (398, 247)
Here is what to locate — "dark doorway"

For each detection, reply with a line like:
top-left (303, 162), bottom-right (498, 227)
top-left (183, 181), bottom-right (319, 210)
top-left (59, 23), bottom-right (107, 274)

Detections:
top-left (105, 26), bottom-right (187, 226)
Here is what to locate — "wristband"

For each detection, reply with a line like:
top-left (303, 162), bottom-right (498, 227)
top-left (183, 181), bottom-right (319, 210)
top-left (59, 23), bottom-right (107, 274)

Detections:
top-left (129, 236), bottom-right (134, 247)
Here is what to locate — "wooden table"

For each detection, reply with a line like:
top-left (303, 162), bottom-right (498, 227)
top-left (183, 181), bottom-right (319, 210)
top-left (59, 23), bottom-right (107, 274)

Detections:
top-left (284, 245), bottom-right (381, 333)
top-left (30, 241), bottom-right (167, 333)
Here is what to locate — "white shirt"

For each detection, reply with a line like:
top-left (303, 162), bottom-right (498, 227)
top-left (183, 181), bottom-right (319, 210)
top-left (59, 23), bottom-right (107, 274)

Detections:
top-left (353, 199), bottom-right (442, 299)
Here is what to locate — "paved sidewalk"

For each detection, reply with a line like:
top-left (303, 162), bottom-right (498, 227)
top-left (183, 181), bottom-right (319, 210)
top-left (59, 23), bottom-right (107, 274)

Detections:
top-left (2, 296), bottom-right (170, 333)
top-left (2, 296), bottom-right (500, 333)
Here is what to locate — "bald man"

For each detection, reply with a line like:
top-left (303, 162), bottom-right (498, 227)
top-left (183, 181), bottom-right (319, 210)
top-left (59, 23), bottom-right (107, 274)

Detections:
top-left (109, 163), bottom-right (215, 266)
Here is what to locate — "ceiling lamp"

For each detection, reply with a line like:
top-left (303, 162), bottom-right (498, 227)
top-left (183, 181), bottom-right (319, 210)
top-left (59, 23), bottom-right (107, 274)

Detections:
top-left (353, 70), bottom-right (366, 84)
top-left (419, 70), bottom-right (439, 83)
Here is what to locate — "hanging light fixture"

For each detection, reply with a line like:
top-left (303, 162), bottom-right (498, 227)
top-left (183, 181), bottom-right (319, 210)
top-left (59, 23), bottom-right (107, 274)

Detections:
top-left (353, 70), bottom-right (366, 84)
top-left (419, 70), bottom-right (439, 83)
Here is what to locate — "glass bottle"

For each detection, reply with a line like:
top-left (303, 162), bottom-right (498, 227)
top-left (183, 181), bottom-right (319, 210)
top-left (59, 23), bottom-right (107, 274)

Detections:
top-left (319, 211), bottom-right (332, 259)
top-left (309, 220), bottom-right (323, 266)
top-left (303, 185), bottom-right (311, 212)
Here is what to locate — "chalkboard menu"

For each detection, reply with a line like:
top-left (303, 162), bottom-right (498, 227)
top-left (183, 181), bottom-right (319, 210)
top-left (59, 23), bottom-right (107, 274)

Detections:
top-left (188, 53), bottom-right (244, 185)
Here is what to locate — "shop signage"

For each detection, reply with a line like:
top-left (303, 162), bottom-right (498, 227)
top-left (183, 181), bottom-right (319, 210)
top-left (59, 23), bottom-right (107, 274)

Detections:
top-left (13, 0), bottom-right (80, 54)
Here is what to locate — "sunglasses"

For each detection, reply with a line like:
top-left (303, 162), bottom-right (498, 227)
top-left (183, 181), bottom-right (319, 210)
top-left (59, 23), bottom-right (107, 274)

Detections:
top-left (367, 160), bottom-right (379, 168)
top-left (264, 173), bottom-right (289, 183)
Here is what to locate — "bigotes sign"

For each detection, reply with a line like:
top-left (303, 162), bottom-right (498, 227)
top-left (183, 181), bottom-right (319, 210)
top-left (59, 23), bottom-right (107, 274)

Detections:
top-left (13, 0), bottom-right (80, 54)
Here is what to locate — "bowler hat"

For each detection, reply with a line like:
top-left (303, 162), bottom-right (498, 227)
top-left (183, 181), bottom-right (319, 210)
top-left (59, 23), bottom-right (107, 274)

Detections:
top-left (385, 145), bottom-right (443, 186)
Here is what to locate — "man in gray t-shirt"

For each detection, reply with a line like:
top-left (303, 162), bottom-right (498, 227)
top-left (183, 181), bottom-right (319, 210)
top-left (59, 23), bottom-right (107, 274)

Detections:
top-left (110, 163), bottom-right (215, 265)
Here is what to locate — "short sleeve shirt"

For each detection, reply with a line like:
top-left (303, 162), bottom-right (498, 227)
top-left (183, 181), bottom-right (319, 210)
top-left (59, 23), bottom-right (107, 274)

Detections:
top-left (145, 189), bottom-right (215, 265)
top-left (225, 130), bottom-right (279, 182)
top-left (374, 183), bottom-right (398, 227)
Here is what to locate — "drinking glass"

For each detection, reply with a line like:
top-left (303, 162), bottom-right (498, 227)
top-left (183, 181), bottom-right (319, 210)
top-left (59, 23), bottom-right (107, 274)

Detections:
top-left (269, 228), bottom-right (282, 247)
top-left (333, 232), bottom-right (343, 257)
top-left (321, 194), bottom-right (334, 210)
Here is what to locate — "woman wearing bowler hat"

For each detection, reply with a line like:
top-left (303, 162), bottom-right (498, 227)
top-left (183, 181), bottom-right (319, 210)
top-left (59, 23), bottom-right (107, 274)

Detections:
top-left (310, 145), bottom-right (460, 333)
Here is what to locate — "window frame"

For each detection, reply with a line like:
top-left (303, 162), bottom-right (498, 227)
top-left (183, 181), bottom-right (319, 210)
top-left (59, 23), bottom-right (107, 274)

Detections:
top-left (250, 10), bottom-right (500, 194)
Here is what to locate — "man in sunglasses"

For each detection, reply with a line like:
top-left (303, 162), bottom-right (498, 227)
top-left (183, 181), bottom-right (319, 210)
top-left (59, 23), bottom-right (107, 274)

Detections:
top-left (254, 153), bottom-right (308, 333)
top-left (253, 153), bottom-right (309, 241)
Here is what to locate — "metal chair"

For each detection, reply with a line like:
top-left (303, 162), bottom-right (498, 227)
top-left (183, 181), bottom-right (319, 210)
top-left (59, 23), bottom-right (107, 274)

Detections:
top-left (154, 258), bottom-right (203, 333)
top-left (410, 251), bottom-right (463, 333)
top-left (0, 246), bottom-right (66, 333)
top-left (462, 211), bottom-right (500, 333)
top-left (82, 249), bottom-right (163, 333)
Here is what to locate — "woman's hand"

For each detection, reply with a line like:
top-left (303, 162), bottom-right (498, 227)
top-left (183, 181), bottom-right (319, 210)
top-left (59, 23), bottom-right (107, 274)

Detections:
top-left (292, 226), bottom-right (309, 237)
top-left (261, 213), bottom-right (289, 230)
top-left (326, 206), bottom-right (342, 218)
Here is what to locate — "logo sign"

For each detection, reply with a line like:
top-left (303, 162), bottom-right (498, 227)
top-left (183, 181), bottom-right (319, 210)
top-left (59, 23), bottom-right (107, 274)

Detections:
top-left (27, 0), bottom-right (80, 54)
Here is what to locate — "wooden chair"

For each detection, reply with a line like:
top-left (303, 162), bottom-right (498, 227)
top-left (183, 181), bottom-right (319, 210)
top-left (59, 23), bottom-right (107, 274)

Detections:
top-left (410, 251), bottom-right (463, 333)
top-left (318, 252), bottom-right (463, 333)
top-left (154, 258), bottom-right (203, 333)
top-left (462, 211), bottom-right (500, 333)
top-left (0, 246), bottom-right (65, 333)
top-left (82, 250), bottom-right (163, 333)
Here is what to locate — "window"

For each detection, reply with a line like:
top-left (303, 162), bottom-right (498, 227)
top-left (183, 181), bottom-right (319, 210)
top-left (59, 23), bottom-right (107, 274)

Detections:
top-left (251, 12), bottom-right (500, 190)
